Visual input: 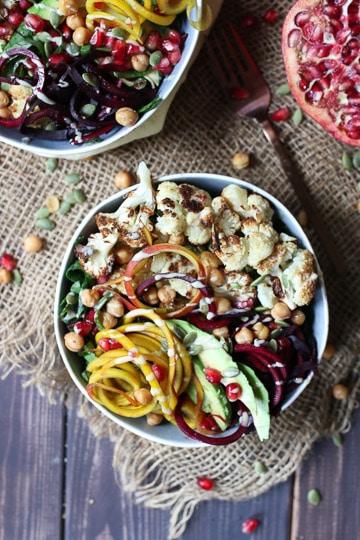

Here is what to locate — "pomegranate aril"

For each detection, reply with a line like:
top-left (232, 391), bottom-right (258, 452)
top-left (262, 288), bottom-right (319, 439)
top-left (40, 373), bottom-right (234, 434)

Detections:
top-left (263, 8), bottom-right (279, 24)
top-left (145, 30), bottom-right (162, 51)
top-left (156, 57), bottom-right (173, 75)
top-left (85, 309), bottom-right (95, 322)
top-left (60, 22), bottom-right (72, 41)
top-left (168, 48), bottom-right (181, 65)
top-left (126, 42), bottom-right (142, 55)
top-left (204, 367), bottom-right (222, 384)
top-left (90, 28), bottom-right (106, 47)
top-left (241, 14), bottom-right (258, 28)
top-left (270, 107), bottom-right (291, 122)
top-left (96, 274), bottom-right (109, 284)
top-left (24, 13), bottom-right (46, 32)
top-left (0, 22), bottom-right (14, 38)
top-left (49, 53), bottom-right (69, 68)
top-left (19, 0), bottom-right (32, 9)
top-left (162, 39), bottom-right (178, 52)
top-left (151, 363), bottom-right (166, 382)
top-left (98, 338), bottom-right (122, 351)
top-left (0, 253), bottom-right (17, 271)
top-left (199, 414), bottom-right (219, 432)
top-left (299, 78), bottom-right (309, 91)
top-left (288, 29), bottom-right (301, 48)
top-left (8, 10), bottom-right (24, 27)
top-left (294, 10), bottom-right (310, 27)
top-left (226, 382), bottom-right (242, 401)
top-left (166, 29), bottom-right (181, 45)
top-left (197, 477), bottom-right (214, 490)
top-left (241, 517), bottom-right (261, 534)
top-left (73, 321), bottom-right (93, 337)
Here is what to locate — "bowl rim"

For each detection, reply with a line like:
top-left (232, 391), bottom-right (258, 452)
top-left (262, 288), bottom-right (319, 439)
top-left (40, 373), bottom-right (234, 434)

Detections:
top-left (54, 172), bottom-right (329, 447)
top-left (0, 13), bottom-right (202, 158)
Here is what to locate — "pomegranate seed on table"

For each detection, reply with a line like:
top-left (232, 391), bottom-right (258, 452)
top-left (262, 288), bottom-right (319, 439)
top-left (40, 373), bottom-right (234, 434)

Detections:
top-left (8, 10), bottom-right (24, 27)
top-left (151, 363), bottom-right (166, 382)
top-left (241, 15), bottom-right (258, 29)
top-left (197, 477), bottom-right (215, 490)
top-left (98, 338), bottom-right (122, 351)
top-left (241, 517), bottom-right (261, 534)
top-left (226, 382), bottom-right (242, 401)
top-left (73, 320), bottom-right (93, 337)
top-left (270, 107), bottom-right (291, 122)
top-left (0, 253), bottom-right (17, 271)
top-left (204, 367), bottom-right (222, 384)
top-left (232, 87), bottom-right (250, 100)
top-left (24, 13), bottom-right (46, 32)
top-left (263, 8), bottom-right (280, 24)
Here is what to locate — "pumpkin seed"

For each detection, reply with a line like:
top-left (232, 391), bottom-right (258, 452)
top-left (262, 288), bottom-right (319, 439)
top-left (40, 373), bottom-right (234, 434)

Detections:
top-left (66, 292), bottom-right (77, 305)
top-left (223, 367), bottom-right (240, 378)
top-left (353, 151), bottom-right (360, 170)
top-left (255, 306), bottom-right (269, 312)
top-left (254, 460), bottom-right (268, 474)
top-left (46, 157), bottom-right (58, 173)
top-left (250, 275), bottom-right (266, 287)
top-left (36, 217), bottom-right (55, 230)
top-left (65, 172), bottom-right (81, 185)
top-left (80, 44), bottom-right (91, 56)
top-left (172, 326), bottom-right (186, 340)
top-left (331, 433), bottom-right (343, 447)
top-left (66, 42), bottom-right (80, 56)
top-left (81, 103), bottom-right (96, 117)
top-left (59, 201), bottom-right (72, 215)
top-left (275, 83), bottom-right (290, 96)
top-left (292, 107), bottom-right (303, 126)
top-left (82, 72), bottom-right (98, 86)
top-left (268, 338), bottom-right (278, 351)
top-left (307, 489), bottom-right (321, 506)
top-left (341, 151), bottom-right (353, 171)
top-left (13, 269), bottom-right (22, 285)
top-left (274, 320), bottom-right (289, 328)
top-left (188, 344), bottom-right (203, 356)
top-left (183, 332), bottom-right (197, 346)
top-left (149, 50), bottom-right (162, 67)
top-left (111, 27), bottom-right (126, 38)
top-left (72, 188), bottom-right (87, 204)
top-left (35, 207), bottom-right (50, 219)
top-left (270, 328), bottom-right (282, 339)
top-left (46, 195), bottom-right (60, 213)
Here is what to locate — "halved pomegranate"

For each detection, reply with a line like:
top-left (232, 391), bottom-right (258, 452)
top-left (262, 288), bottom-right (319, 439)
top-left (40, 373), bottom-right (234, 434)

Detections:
top-left (282, 0), bottom-right (360, 146)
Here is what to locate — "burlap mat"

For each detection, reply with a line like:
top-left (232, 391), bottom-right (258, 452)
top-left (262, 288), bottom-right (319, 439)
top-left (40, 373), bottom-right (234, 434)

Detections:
top-left (1, 1), bottom-right (360, 537)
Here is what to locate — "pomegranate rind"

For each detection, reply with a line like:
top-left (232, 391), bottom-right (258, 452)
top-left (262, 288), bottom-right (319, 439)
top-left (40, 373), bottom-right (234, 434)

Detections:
top-left (282, 0), bottom-right (360, 147)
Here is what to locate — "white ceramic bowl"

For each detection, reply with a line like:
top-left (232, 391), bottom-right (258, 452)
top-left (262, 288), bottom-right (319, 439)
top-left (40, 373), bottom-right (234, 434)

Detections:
top-left (0, 12), bottom-right (201, 159)
top-left (54, 173), bottom-right (329, 447)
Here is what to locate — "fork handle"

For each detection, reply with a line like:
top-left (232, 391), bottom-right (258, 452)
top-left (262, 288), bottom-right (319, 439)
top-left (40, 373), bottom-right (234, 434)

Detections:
top-left (261, 118), bottom-right (346, 275)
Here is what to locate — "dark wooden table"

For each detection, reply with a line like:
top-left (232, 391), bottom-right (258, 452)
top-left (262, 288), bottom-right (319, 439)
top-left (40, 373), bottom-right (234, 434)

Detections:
top-left (1, 371), bottom-right (359, 540)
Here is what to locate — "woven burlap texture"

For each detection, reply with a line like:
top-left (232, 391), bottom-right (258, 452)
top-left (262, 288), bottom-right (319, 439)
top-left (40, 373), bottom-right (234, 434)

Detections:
top-left (1, 1), bottom-right (360, 538)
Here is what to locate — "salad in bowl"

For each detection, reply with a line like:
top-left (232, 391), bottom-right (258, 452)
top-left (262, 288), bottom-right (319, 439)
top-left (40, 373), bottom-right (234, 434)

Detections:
top-left (55, 163), bottom-right (328, 446)
top-left (0, 0), bottom-right (207, 150)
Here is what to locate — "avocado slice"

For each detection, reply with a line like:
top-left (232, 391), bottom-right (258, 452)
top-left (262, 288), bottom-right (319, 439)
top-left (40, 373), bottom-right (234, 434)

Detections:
top-left (187, 357), bottom-right (232, 431)
top-left (168, 319), bottom-right (270, 441)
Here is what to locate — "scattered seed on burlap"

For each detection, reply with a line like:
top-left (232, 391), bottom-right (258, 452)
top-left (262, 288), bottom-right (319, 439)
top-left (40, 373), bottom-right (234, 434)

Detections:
top-left (46, 195), bottom-right (60, 213)
top-left (46, 157), bottom-right (58, 173)
top-left (35, 207), bottom-right (50, 219)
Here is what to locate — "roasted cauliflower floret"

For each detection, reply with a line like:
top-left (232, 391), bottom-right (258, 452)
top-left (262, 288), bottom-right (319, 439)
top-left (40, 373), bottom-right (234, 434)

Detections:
top-left (247, 232), bottom-right (275, 267)
top-left (241, 218), bottom-right (279, 243)
top-left (178, 183), bottom-right (212, 212)
top-left (150, 253), bottom-right (195, 297)
top-left (256, 242), bottom-right (297, 275)
top-left (216, 271), bottom-right (257, 306)
top-left (214, 235), bottom-right (249, 272)
top-left (281, 249), bottom-right (317, 306)
top-left (221, 185), bottom-right (248, 214)
top-left (186, 207), bottom-right (213, 245)
top-left (75, 232), bottom-right (118, 278)
top-left (257, 280), bottom-right (278, 309)
top-left (156, 182), bottom-right (186, 237)
top-left (212, 196), bottom-right (241, 235)
top-left (96, 162), bottom-right (155, 248)
top-left (246, 194), bottom-right (273, 223)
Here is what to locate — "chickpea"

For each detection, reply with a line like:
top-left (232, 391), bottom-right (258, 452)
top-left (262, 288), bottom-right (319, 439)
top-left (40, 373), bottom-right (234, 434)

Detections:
top-left (114, 170), bottom-right (134, 190)
top-left (23, 234), bottom-right (44, 253)
top-left (213, 326), bottom-right (229, 339)
top-left (115, 107), bottom-right (139, 127)
top-left (168, 233), bottom-right (185, 245)
top-left (58, 0), bottom-right (79, 16)
top-left (215, 297), bottom-right (231, 315)
top-left (143, 286), bottom-right (159, 305)
top-left (297, 209), bottom-right (308, 227)
top-left (134, 388), bottom-right (153, 405)
top-left (114, 246), bottom-right (133, 265)
top-left (72, 26), bottom-right (92, 46)
top-left (253, 322), bottom-right (270, 340)
top-left (209, 268), bottom-right (225, 287)
top-left (235, 327), bottom-right (254, 345)
top-left (80, 288), bottom-right (100, 308)
top-left (0, 90), bottom-right (9, 108)
top-left (131, 53), bottom-right (149, 72)
top-left (0, 268), bottom-right (12, 284)
top-left (232, 151), bottom-right (250, 170)
top-left (106, 297), bottom-right (124, 318)
top-left (146, 412), bottom-right (164, 426)
top-left (271, 301), bottom-right (291, 320)
top-left (158, 285), bottom-right (176, 304)
top-left (100, 311), bottom-right (118, 330)
top-left (64, 331), bottom-right (84, 352)
top-left (291, 309), bottom-right (306, 326)
top-left (200, 251), bottom-right (221, 269)
top-left (66, 13), bottom-right (85, 29)
top-left (332, 383), bottom-right (349, 400)
top-left (0, 107), bottom-right (11, 119)
top-left (323, 343), bottom-right (336, 361)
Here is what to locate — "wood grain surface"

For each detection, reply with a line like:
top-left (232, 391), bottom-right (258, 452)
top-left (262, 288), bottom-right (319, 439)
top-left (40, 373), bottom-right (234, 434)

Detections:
top-left (1, 372), bottom-right (359, 540)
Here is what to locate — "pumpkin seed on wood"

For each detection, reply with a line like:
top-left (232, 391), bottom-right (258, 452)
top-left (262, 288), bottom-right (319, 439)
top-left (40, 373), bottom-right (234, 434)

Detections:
top-left (341, 151), bottom-right (353, 171)
top-left (275, 83), bottom-right (290, 96)
top-left (307, 488), bottom-right (321, 506)
top-left (46, 157), bottom-right (58, 173)
top-left (35, 207), bottom-right (50, 219)
top-left (292, 107), bottom-right (303, 126)
top-left (36, 217), bottom-right (55, 230)
top-left (65, 172), bottom-right (81, 185)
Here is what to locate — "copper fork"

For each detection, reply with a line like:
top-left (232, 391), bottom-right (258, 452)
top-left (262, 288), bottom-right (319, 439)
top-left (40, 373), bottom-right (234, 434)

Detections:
top-left (207, 24), bottom-right (345, 275)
